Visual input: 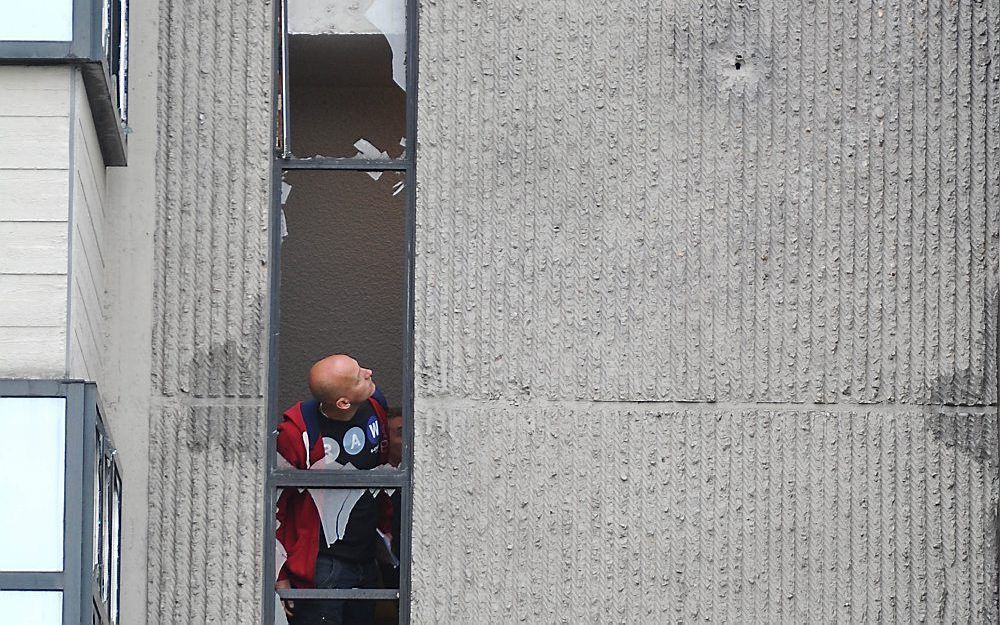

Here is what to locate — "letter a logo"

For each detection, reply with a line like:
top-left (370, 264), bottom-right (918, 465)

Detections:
top-left (343, 427), bottom-right (366, 455)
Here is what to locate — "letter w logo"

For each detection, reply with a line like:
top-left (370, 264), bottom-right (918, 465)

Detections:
top-left (368, 421), bottom-right (380, 439)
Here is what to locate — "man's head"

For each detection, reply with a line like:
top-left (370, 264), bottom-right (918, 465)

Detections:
top-left (308, 354), bottom-right (375, 412)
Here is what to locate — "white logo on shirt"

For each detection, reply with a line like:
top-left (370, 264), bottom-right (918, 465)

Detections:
top-left (343, 427), bottom-right (366, 455)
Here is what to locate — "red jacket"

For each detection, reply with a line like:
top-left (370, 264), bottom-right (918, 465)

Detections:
top-left (275, 396), bottom-right (390, 587)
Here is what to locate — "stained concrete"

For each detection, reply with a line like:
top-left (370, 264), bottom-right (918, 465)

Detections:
top-left (414, 0), bottom-right (999, 621)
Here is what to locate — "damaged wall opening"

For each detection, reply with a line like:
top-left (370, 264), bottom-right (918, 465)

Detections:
top-left (266, 1), bottom-right (416, 624)
top-left (280, 0), bottom-right (407, 160)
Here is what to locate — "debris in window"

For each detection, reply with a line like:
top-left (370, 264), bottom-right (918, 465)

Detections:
top-left (353, 139), bottom-right (391, 181)
top-left (365, 0), bottom-right (407, 91)
top-left (280, 181), bottom-right (292, 241)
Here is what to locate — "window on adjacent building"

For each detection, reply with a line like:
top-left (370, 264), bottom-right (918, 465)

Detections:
top-left (0, 0), bottom-right (73, 41)
top-left (0, 0), bottom-right (130, 164)
top-left (0, 382), bottom-right (122, 625)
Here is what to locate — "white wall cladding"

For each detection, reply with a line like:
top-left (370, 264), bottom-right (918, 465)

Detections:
top-left (147, 0), bottom-right (272, 621)
top-left (0, 66), bottom-right (71, 377)
top-left (414, 0), bottom-right (999, 622)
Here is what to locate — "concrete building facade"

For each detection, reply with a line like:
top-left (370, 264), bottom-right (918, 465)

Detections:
top-left (0, 0), bottom-right (997, 623)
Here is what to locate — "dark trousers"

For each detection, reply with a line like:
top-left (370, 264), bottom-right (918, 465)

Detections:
top-left (290, 554), bottom-right (378, 625)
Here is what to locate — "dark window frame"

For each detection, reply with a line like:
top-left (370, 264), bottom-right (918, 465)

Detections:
top-left (262, 1), bottom-right (419, 623)
top-left (0, 0), bottom-right (130, 166)
top-left (0, 379), bottom-right (123, 625)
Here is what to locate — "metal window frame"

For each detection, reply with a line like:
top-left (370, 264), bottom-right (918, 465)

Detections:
top-left (0, 379), bottom-right (122, 625)
top-left (0, 0), bottom-right (129, 166)
top-left (263, 0), bottom-right (419, 622)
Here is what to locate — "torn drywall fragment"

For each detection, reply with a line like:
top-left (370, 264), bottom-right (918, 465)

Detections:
top-left (365, 0), bottom-right (407, 91)
top-left (354, 139), bottom-right (389, 180)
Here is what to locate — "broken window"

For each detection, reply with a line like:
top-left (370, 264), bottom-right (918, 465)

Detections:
top-left (273, 487), bottom-right (403, 625)
top-left (267, 2), bottom-right (416, 624)
top-left (277, 170), bottom-right (407, 425)
top-left (279, 0), bottom-right (407, 159)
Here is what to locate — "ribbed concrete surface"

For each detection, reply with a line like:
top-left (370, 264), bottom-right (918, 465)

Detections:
top-left (147, 404), bottom-right (265, 623)
top-left (415, 0), bottom-right (999, 405)
top-left (151, 0), bottom-right (271, 399)
top-left (414, 0), bottom-right (1000, 621)
top-left (414, 403), bottom-right (998, 623)
top-left (148, 0), bottom-right (271, 621)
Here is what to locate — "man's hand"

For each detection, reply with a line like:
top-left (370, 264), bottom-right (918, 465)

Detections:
top-left (275, 578), bottom-right (294, 619)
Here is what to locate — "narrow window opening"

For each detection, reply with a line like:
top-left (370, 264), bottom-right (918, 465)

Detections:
top-left (267, 1), bottom-right (416, 624)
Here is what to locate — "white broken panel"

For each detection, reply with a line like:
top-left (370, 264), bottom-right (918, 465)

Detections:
top-left (364, 0), bottom-right (407, 90)
top-left (287, 0), bottom-right (407, 91)
top-left (353, 139), bottom-right (388, 180)
top-left (279, 181), bottom-right (292, 241)
top-left (309, 487), bottom-right (366, 545)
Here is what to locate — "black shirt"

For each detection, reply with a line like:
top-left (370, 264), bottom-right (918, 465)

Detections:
top-left (302, 389), bottom-right (387, 562)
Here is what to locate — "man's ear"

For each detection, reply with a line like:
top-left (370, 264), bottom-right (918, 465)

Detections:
top-left (335, 396), bottom-right (352, 410)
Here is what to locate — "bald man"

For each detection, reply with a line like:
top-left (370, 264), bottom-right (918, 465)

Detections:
top-left (275, 354), bottom-right (391, 625)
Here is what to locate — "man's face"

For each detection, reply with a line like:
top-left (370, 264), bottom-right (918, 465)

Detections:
top-left (343, 357), bottom-right (376, 403)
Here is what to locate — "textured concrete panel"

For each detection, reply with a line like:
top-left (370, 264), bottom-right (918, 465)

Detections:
top-left (151, 0), bottom-right (272, 400)
top-left (148, 0), bottom-right (272, 623)
top-left (147, 403), bottom-right (265, 624)
top-left (415, 0), bottom-right (1000, 405)
top-left (413, 402), bottom-right (999, 623)
top-left (414, 0), bottom-right (1000, 622)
